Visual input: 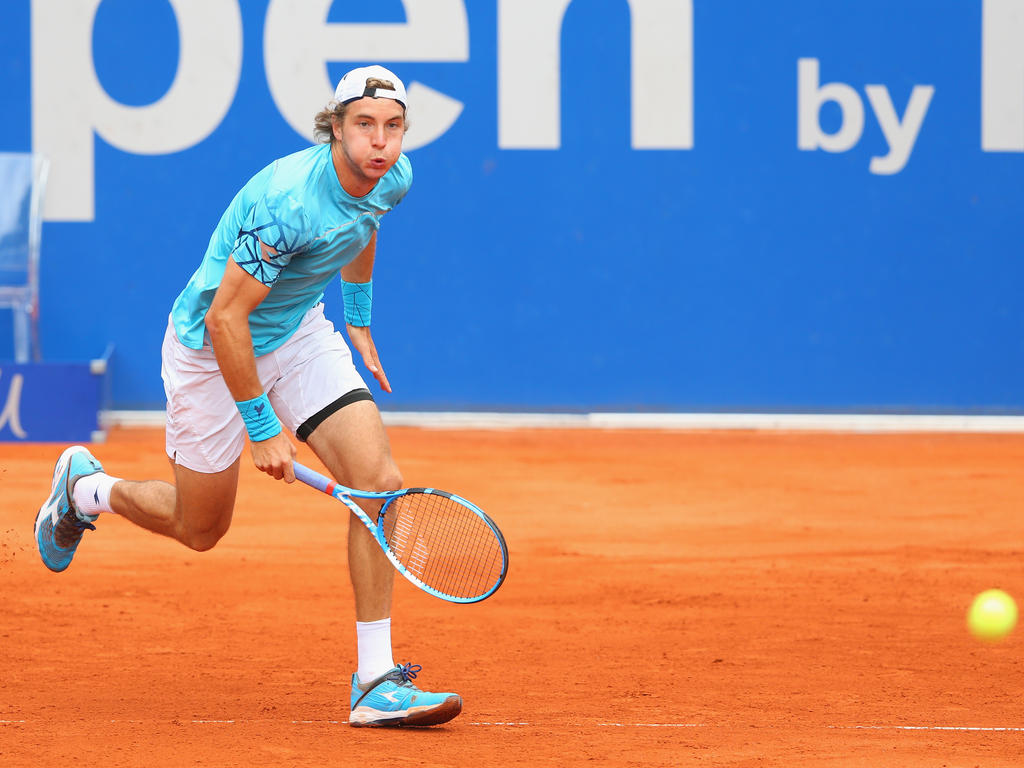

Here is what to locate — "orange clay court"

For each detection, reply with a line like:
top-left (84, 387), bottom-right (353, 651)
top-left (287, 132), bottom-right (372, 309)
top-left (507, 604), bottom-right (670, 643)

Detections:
top-left (1, 426), bottom-right (1022, 767)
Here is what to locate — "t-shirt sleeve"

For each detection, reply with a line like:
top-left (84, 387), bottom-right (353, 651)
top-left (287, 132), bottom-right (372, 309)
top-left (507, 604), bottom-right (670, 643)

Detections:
top-left (230, 189), bottom-right (312, 287)
top-left (390, 154), bottom-right (413, 208)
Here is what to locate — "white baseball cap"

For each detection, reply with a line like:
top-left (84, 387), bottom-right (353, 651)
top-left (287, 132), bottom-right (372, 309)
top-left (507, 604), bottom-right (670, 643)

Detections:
top-left (334, 65), bottom-right (407, 108)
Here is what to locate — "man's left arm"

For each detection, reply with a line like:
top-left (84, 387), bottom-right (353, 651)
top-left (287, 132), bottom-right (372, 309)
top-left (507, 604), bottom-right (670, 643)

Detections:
top-left (341, 231), bottom-right (392, 393)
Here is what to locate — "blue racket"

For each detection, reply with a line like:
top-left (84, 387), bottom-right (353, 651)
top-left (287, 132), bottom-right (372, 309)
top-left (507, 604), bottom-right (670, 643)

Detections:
top-left (293, 461), bottom-right (508, 603)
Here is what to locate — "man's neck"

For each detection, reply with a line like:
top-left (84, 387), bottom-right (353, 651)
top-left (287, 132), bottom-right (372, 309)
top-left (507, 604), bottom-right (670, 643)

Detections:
top-left (331, 142), bottom-right (375, 198)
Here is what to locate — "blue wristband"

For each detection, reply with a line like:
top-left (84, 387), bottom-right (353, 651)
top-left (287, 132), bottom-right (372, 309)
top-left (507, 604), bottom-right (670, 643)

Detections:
top-left (342, 279), bottom-right (372, 326)
top-left (236, 393), bottom-right (282, 442)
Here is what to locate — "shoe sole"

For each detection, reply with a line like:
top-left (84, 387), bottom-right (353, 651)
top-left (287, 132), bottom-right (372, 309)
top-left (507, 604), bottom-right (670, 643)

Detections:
top-left (34, 446), bottom-right (83, 534)
top-left (349, 695), bottom-right (462, 727)
top-left (34, 446), bottom-right (93, 572)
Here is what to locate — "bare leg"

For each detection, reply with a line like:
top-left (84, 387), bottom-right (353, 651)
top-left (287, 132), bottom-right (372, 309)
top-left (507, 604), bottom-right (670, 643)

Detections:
top-left (109, 458), bottom-right (240, 552)
top-left (305, 400), bottom-right (399, 621)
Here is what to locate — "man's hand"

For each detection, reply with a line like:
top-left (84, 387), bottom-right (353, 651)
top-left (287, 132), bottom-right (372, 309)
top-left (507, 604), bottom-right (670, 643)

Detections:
top-left (250, 431), bottom-right (297, 482)
top-left (347, 324), bottom-right (392, 393)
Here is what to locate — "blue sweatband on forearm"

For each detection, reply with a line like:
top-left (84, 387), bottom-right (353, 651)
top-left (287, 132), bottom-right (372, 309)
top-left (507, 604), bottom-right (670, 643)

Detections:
top-left (342, 279), bottom-right (372, 326)
top-left (235, 393), bottom-right (282, 442)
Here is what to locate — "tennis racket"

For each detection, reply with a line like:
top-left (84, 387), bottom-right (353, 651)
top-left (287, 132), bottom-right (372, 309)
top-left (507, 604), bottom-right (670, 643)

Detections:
top-left (292, 461), bottom-right (508, 603)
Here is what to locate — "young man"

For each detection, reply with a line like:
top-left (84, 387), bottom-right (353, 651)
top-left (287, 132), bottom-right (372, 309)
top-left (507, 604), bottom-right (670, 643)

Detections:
top-left (34, 65), bottom-right (460, 728)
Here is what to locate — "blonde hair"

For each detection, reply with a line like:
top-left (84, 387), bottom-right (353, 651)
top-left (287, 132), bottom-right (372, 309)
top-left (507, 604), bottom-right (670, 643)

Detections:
top-left (312, 78), bottom-right (407, 144)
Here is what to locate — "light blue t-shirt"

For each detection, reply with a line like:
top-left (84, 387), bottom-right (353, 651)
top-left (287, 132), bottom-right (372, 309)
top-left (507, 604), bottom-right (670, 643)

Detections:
top-left (171, 143), bottom-right (412, 355)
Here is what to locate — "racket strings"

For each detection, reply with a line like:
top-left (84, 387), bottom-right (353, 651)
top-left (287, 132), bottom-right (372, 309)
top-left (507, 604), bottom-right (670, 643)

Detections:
top-left (382, 492), bottom-right (505, 600)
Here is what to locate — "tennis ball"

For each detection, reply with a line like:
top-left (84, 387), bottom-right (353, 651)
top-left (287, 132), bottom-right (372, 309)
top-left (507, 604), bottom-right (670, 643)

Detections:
top-left (967, 589), bottom-right (1018, 642)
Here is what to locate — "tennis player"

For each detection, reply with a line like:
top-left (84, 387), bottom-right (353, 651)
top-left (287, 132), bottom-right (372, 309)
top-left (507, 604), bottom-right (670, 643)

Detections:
top-left (34, 65), bottom-right (461, 728)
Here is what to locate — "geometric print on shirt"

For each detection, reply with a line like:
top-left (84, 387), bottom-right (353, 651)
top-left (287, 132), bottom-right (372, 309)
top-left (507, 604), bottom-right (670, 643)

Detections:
top-left (231, 191), bottom-right (311, 287)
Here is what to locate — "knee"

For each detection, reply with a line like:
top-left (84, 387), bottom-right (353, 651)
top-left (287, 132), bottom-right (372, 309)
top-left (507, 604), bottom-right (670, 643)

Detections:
top-left (182, 527), bottom-right (226, 552)
top-left (178, 511), bottom-right (232, 552)
top-left (182, 524), bottom-right (227, 552)
top-left (361, 465), bottom-right (403, 493)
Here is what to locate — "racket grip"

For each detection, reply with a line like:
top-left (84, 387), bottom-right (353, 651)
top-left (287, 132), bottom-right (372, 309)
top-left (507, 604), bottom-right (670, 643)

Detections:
top-left (292, 461), bottom-right (331, 493)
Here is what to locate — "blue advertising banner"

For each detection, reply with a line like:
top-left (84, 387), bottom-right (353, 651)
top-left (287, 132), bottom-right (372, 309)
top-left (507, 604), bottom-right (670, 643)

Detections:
top-left (0, 354), bottom-right (110, 442)
top-left (0, 1), bottom-right (1021, 412)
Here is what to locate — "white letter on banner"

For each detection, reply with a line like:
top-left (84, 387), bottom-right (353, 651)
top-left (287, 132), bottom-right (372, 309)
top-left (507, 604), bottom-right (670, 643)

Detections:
top-left (498, 0), bottom-right (571, 149)
top-left (865, 84), bottom-right (934, 175)
top-left (630, 0), bottom-right (693, 149)
top-left (982, 0), bottom-right (1024, 151)
top-left (0, 370), bottom-right (27, 439)
top-left (264, 0), bottom-right (468, 151)
top-left (32, 0), bottom-right (243, 222)
top-left (499, 0), bottom-right (693, 150)
top-left (797, 58), bottom-right (864, 153)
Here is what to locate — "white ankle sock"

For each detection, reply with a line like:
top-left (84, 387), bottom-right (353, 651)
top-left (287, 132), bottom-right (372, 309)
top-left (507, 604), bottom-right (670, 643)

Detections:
top-left (72, 473), bottom-right (122, 516)
top-left (356, 618), bottom-right (395, 685)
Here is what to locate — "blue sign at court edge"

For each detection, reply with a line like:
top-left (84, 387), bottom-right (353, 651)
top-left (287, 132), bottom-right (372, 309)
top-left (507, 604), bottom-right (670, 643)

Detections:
top-left (0, 361), bottom-right (107, 442)
top-left (0, 0), bottom-right (1022, 413)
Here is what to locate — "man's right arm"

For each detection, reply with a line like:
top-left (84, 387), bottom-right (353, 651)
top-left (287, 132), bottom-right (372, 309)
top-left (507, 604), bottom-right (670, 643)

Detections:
top-left (205, 255), bottom-right (296, 481)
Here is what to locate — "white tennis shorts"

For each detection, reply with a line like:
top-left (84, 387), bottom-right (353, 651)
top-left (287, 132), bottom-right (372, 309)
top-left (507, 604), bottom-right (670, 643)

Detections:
top-left (161, 303), bottom-right (369, 473)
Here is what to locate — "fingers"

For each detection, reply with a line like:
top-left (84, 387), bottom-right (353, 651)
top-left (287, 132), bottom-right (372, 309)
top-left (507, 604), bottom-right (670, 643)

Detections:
top-left (283, 445), bottom-right (296, 483)
top-left (252, 433), bottom-right (297, 481)
top-left (362, 352), bottom-right (391, 393)
top-left (349, 327), bottom-right (391, 392)
top-left (256, 457), bottom-right (288, 480)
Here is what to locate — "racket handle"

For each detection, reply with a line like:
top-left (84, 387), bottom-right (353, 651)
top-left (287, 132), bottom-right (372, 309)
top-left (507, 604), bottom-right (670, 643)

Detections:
top-left (292, 461), bottom-right (331, 493)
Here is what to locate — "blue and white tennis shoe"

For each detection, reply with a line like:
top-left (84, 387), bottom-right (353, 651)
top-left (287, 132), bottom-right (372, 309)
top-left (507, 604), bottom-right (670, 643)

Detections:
top-left (349, 663), bottom-right (462, 727)
top-left (34, 445), bottom-right (104, 572)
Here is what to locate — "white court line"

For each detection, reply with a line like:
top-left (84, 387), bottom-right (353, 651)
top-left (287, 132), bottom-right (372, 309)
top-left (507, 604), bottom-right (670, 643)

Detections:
top-left (599, 723), bottom-right (707, 728)
top-left (469, 721), bottom-right (532, 726)
top-left (833, 725), bottom-right (1024, 733)
top-left (2, 719), bottom-right (1022, 732)
top-left (104, 410), bottom-right (1024, 434)
top-left (599, 723), bottom-right (1024, 732)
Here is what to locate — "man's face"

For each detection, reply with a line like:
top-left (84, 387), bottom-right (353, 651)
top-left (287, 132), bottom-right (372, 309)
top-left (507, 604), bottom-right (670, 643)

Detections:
top-left (333, 97), bottom-right (405, 185)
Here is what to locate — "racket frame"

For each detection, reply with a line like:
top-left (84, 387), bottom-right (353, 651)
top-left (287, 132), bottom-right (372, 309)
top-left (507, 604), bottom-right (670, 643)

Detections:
top-left (292, 460), bottom-right (508, 603)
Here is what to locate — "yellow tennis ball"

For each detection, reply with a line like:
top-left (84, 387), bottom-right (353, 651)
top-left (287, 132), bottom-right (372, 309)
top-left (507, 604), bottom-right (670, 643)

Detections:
top-left (967, 589), bottom-right (1018, 642)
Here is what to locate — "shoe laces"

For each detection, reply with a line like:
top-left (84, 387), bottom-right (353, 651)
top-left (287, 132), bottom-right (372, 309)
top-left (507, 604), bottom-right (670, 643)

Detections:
top-left (54, 512), bottom-right (96, 549)
top-left (396, 663), bottom-right (422, 686)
